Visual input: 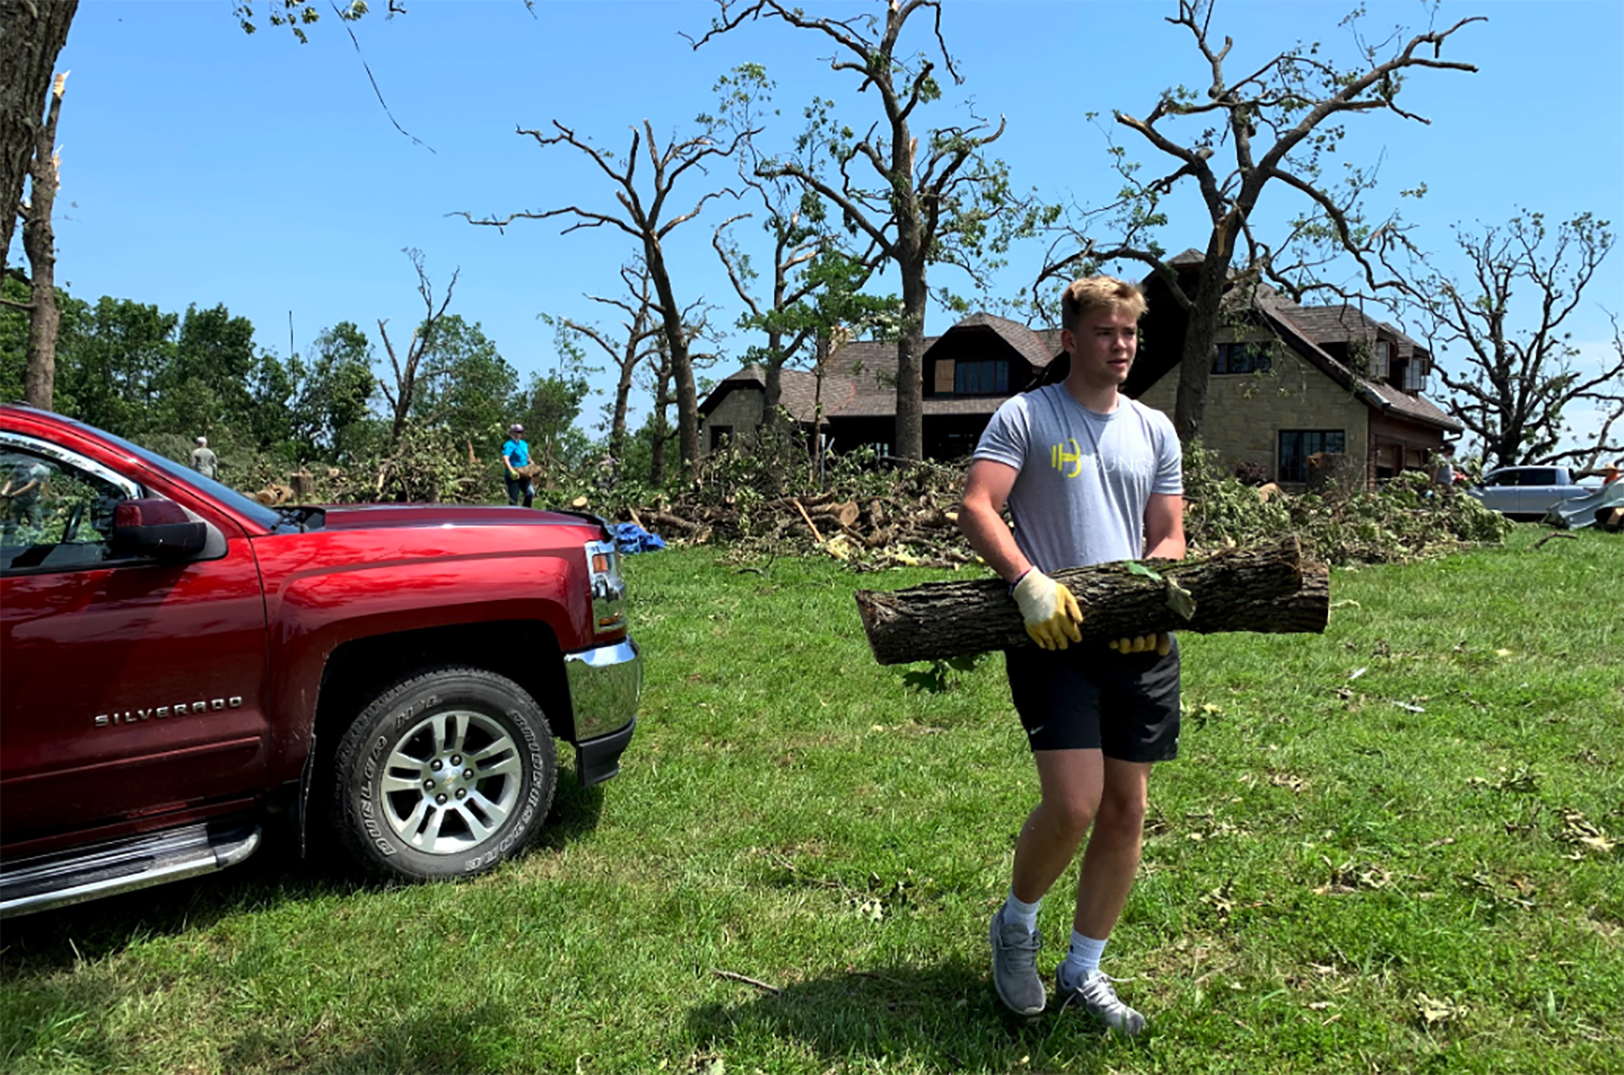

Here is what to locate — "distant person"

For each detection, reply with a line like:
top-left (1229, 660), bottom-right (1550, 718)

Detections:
top-left (502, 423), bottom-right (534, 508)
top-left (1602, 460), bottom-right (1622, 486)
top-left (594, 451), bottom-right (619, 497)
top-left (1, 458), bottom-right (51, 542)
top-left (1432, 445), bottom-right (1458, 491)
top-left (191, 436), bottom-right (218, 479)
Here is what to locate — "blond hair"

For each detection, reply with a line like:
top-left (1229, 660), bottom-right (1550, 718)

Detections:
top-left (1061, 275), bottom-right (1147, 333)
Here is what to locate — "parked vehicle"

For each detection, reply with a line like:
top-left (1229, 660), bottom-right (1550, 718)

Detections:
top-left (0, 405), bottom-right (642, 918)
top-left (1466, 465), bottom-right (1597, 521)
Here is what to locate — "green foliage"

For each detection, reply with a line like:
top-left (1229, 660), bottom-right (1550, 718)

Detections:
top-left (901, 653), bottom-right (982, 694)
top-left (0, 274), bottom-right (37, 402)
top-left (744, 248), bottom-right (901, 355)
top-left (1182, 443), bottom-right (1513, 565)
top-left (233, 0), bottom-right (369, 43)
top-left (510, 325), bottom-right (598, 471)
top-left (408, 314), bottom-right (519, 452)
top-left (290, 321), bottom-right (379, 463)
top-left (54, 296), bottom-right (179, 437)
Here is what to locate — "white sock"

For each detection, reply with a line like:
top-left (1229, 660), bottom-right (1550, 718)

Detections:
top-left (1062, 931), bottom-right (1108, 981)
top-left (1002, 890), bottom-right (1042, 933)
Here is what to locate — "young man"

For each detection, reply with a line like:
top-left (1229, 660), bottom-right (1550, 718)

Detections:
top-left (957, 275), bottom-right (1184, 1034)
top-left (502, 423), bottom-right (534, 508)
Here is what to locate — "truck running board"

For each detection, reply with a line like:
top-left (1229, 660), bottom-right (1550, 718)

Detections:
top-left (0, 818), bottom-right (261, 919)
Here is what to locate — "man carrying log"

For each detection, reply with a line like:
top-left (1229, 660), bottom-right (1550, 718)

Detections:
top-left (958, 275), bottom-right (1183, 1034)
top-left (502, 423), bottom-right (534, 508)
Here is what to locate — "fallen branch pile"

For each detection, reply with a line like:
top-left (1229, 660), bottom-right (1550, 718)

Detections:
top-left (854, 535), bottom-right (1328, 665)
top-left (628, 489), bottom-right (965, 558)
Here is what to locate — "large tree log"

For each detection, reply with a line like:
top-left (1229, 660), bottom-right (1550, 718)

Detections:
top-left (854, 536), bottom-right (1327, 665)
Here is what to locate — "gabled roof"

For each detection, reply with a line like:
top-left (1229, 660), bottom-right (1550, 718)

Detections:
top-left (1258, 293), bottom-right (1460, 432)
top-left (930, 312), bottom-right (1059, 370)
top-left (1281, 302), bottom-right (1427, 359)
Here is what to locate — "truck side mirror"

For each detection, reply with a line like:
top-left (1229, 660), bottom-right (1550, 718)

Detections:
top-left (111, 498), bottom-right (208, 559)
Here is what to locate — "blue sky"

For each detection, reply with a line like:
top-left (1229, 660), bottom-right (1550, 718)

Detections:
top-left (34, 0), bottom-right (1624, 450)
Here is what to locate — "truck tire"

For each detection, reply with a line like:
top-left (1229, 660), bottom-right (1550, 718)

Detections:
top-left (331, 667), bottom-right (557, 881)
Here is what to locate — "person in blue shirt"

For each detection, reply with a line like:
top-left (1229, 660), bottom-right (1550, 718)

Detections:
top-left (501, 423), bottom-right (534, 507)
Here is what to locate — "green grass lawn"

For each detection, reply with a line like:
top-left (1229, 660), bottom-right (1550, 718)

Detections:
top-left (3, 526), bottom-right (1621, 1073)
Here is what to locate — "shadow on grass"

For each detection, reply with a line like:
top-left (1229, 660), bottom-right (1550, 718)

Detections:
top-left (0, 767), bottom-right (606, 975)
top-left (3, 986), bottom-right (531, 1075)
top-left (223, 999), bottom-right (526, 1075)
top-left (686, 956), bottom-right (1137, 1073)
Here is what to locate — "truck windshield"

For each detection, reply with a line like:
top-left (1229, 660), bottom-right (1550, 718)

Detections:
top-left (97, 429), bottom-right (283, 530)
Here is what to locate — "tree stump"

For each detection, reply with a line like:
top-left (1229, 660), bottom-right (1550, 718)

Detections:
top-left (853, 536), bottom-right (1327, 665)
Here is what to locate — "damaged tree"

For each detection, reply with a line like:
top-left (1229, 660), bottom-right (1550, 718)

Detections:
top-left (553, 259), bottom-right (663, 463)
top-left (458, 117), bottom-right (752, 482)
top-left (377, 249), bottom-right (458, 448)
top-left (1377, 211), bottom-right (1621, 470)
top-left (855, 535), bottom-right (1327, 665)
top-left (0, 0), bottom-right (76, 279)
top-left (1035, 0), bottom-right (1482, 445)
top-left (18, 71), bottom-right (67, 411)
top-left (694, 0), bottom-right (1042, 462)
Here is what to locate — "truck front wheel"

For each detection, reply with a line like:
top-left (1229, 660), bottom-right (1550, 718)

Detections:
top-left (331, 667), bottom-right (557, 881)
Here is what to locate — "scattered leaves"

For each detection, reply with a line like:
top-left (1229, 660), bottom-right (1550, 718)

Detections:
top-left (1556, 809), bottom-right (1618, 857)
top-left (1415, 992), bottom-right (1469, 1028)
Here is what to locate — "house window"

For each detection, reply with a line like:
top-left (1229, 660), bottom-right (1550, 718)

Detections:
top-left (1371, 340), bottom-right (1391, 379)
top-left (708, 425), bottom-right (733, 451)
top-left (938, 429), bottom-right (982, 459)
top-left (1278, 429), bottom-right (1345, 483)
top-left (1212, 342), bottom-right (1272, 374)
top-left (954, 360), bottom-right (1009, 395)
top-left (1402, 359), bottom-right (1427, 393)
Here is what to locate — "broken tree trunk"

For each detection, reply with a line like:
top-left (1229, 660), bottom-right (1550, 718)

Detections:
top-left (854, 535), bottom-right (1327, 665)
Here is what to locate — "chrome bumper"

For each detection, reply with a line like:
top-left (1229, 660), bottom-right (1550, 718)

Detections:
top-left (563, 637), bottom-right (642, 742)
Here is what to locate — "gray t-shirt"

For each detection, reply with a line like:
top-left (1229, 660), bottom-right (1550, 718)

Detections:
top-left (973, 385), bottom-right (1182, 572)
top-left (191, 447), bottom-right (218, 479)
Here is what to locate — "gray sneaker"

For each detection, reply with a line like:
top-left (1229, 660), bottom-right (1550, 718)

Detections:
top-left (1057, 965), bottom-right (1147, 1037)
top-left (989, 908), bottom-right (1045, 1016)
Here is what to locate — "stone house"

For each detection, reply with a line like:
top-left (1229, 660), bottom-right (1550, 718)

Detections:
top-left (1130, 256), bottom-right (1463, 484)
top-left (699, 261), bottom-right (1461, 486)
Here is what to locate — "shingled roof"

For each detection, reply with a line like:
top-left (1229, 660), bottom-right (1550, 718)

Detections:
top-left (702, 363), bottom-right (853, 426)
top-left (937, 312), bottom-right (1059, 370)
top-left (1279, 302), bottom-right (1428, 361)
top-left (702, 287), bottom-right (1458, 434)
top-left (1259, 294), bottom-right (1460, 431)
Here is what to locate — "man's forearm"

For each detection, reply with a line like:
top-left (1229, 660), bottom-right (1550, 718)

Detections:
top-left (1145, 536), bottom-right (1186, 560)
top-left (957, 502), bottom-right (1031, 584)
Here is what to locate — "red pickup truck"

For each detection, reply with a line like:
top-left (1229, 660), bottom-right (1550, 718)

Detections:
top-left (0, 405), bottom-right (642, 917)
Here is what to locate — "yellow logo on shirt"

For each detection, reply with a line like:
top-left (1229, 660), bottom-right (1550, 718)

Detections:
top-left (1051, 439), bottom-right (1084, 478)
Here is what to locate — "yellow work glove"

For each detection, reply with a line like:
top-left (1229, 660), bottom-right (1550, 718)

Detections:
top-left (1108, 633), bottom-right (1172, 657)
top-left (1011, 569), bottom-right (1084, 651)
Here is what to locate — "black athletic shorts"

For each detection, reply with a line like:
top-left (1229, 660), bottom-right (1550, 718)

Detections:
top-left (1004, 637), bottom-right (1181, 761)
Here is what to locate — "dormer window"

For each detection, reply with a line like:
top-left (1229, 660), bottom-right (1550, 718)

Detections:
top-left (955, 359), bottom-right (1008, 395)
top-left (1402, 358), bottom-right (1427, 393)
top-left (1371, 340), bottom-right (1391, 379)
